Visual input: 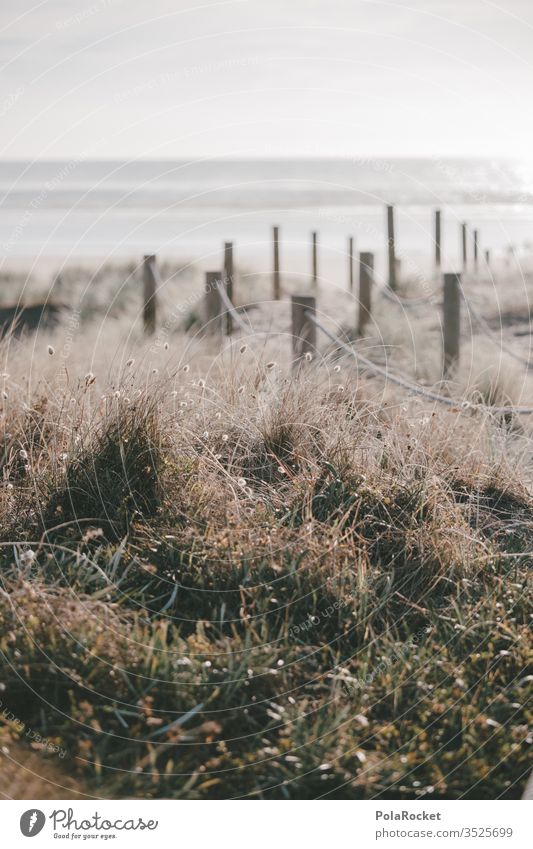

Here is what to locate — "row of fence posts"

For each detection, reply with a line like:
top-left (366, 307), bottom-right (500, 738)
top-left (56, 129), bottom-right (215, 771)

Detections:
top-left (141, 210), bottom-right (470, 376)
top-left (388, 206), bottom-right (485, 291)
top-left (202, 248), bottom-right (461, 378)
top-left (143, 258), bottom-right (461, 375)
top-left (283, 207), bottom-right (482, 294)
top-left (290, 263), bottom-right (461, 377)
top-left (143, 209), bottom-right (484, 324)
top-left (143, 207), bottom-right (484, 334)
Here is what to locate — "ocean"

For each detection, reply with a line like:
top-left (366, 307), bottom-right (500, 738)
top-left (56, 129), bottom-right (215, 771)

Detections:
top-left (1, 158), bottom-right (533, 283)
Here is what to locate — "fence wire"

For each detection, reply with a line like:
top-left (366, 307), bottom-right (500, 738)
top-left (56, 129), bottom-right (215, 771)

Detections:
top-left (305, 310), bottom-right (533, 416)
top-left (216, 279), bottom-right (254, 335)
top-left (376, 275), bottom-right (533, 369)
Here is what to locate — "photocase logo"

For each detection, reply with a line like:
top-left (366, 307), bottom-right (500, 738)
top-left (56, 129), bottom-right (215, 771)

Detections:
top-left (20, 809), bottom-right (46, 837)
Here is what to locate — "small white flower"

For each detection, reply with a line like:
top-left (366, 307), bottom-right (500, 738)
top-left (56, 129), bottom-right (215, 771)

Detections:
top-left (19, 449), bottom-right (28, 460)
top-left (237, 477), bottom-right (246, 488)
top-left (203, 431), bottom-right (209, 439)
top-left (221, 434), bottom-right (229, 442)
top-left (334, 365), bottom-right (341, 373)
top-left (304, 352), bottom-right (312, 362)
top-left (20, 549), bottom-right (36, 567)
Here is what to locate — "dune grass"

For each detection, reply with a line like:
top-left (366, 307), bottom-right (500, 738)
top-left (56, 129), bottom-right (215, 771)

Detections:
top-left (0, 265), bottom-right (531, 799)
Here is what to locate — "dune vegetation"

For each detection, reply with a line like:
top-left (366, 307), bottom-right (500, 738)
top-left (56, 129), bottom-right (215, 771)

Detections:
top-left (0, 260), bottom-right (531, 799)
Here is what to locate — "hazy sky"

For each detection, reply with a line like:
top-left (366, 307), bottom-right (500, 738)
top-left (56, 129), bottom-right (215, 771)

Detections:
top-left (2, 0), bottom-right (533, 159)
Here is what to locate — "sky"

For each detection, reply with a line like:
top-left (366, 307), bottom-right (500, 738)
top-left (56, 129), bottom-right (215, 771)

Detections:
top-left (2, 0), bottom-right (533, 160)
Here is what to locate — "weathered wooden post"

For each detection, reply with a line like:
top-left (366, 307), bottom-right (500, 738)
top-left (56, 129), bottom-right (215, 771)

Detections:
top-left (387, 204), bottom-right (396, 290)
top-left (394, 257), bottom-right (402, 283)
top-left (312, 232), bottom-right (318, 286)
top-left (273, 226), bottom-right (281, 300)
top-left (204, 271), bottom-right (223, 334)
top-left (291, 295), bottom-right (316, 365)
top-left (223, 241), bottom-right (234, 335)
top-left (461, 223), bottom-right (467, 271)
top-left (143, 254), bottom-right (157, 336)
top-left (358, 252), bottom-right (373, 336)
top-left (348, 236), bottom-right (354, 292)
top-left (473, 230), bottom-right (479, 270)
top-left (443, 272), bottom-right (461, 376)
top-left (435, 209), bottom-right (441, 269)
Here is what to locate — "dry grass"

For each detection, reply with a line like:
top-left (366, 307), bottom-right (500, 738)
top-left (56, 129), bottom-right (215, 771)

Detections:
top-left (0, 262), bottom-right (531, 799)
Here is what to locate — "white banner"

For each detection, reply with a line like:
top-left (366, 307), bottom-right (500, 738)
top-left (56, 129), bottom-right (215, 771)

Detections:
top-left (1, 799), bottom-right (531, 848)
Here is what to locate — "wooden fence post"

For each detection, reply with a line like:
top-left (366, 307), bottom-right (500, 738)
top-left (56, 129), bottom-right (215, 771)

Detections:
top-left (204, 271), bottom-right (223, 334)
top-left (312, 232), bottom-right (318, 286)
top-left (473, 230), bottom-right (479, 270)
top-left (273, 226), bottom-right (281, 300)
top-left (461, 223), bottom-right (467, 271)
top-left (224, 242), bottom-right (234, 335)
top-left (394, 257), bottom-right (402, 283)
top-left (143, 254), bottom-right (157, 336)
top-left (435, 209), bottom-right (441, 269)
top-left (348, 236), bottom-right (354, 292)
top-left (387, 204), bottom-right (396, 290)
top-left (443, 272), bottom-right (461, 376)
top-left (358, 252), bottom-right (373, 336)
top-left (291, 295), bottom-right (316, 364)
